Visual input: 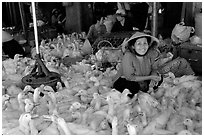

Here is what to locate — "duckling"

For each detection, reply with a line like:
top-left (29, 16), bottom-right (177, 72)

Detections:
top-left (23, 85), bottom-right (34, 93)
top-left (111, 116), bottom-right (118, 135)
top-left (39, 114), bottom-right (62, 135)
top-left (97, 119), bottom-right (111, 132)
top-left (183, 118), bottom-right (195, 132)
top-left (17, 91), bottom-right (28, 112)
top-left (47, 91), bottom-right (57, 105)
top-left (3, 113), bottom-right (32, 135)
top-left (32, 93), bottom-right (50, 116)
top-left (33, 87), bottom-right (43, 104)
top-left (7, 84), bottom-right (23, 97)
top-left (56, 81), bottom-right (63, 90)
top-left (71, 111), bottom-right (82, 123)
top-left (120, 88), bottom-right (132, 104)
top-left (61, 76), bottom-right (70, 89)
top-left (81, 106), bottom-right (95, 125)
top-left (89, 114), bottom-right (106, 131)
top-left (126, 123), bottom-right (139, 135)
top-left (2, 94), bottom-right (11, 110)
top-left (166, 113), bottom-right (185, 133)
top-left (90, 93), bottom-right (102, 111)
top-left (138, 111), bottom-right (147, 127)
top-left (69, 102), bottom-right (82, 112)
top-left (74, 90), bottom-right (93, 104)
top-left (55, 117), bottom-right (72, 135)
top-left (2, 94), bottom-right (19, 110)
top-left (173, 75), bottom-right (197, 85)
top-left (106, 95), bottom-right (115, 118)
top-left (24, 98), bottom-right (35, 113)
top-left (152, 107), bottom-right (174, 129)
top-left (177, 130), bottom-right (192, 135)
top-left (44, 85), bottom-right (55, 92)
top-left (89, 76), bottom-right (100, 86)
top-left (152, 128), bottom-right (175, 135)
top-left (67, 123), bottom-right (98, 135)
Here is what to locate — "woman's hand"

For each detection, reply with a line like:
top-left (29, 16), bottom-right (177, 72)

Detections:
top-left (150, 75), bottom-right (161, 82)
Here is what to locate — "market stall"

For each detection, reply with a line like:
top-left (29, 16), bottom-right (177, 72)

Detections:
top-left (2, 2), bottom-right (202, 135)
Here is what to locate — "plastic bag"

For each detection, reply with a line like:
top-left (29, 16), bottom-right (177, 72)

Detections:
top-left (171, 22), bottom-right (195, 44)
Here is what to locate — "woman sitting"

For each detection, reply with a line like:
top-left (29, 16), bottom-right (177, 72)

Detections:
top-left (111, 31), bottom-right (194, 96)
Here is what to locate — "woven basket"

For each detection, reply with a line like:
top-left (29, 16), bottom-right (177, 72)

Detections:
top-left (95, 39), bottom-right (122, 64)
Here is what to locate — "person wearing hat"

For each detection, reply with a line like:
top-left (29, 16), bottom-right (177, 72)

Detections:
top-left (111, 31), bottom-right (161, 96)
top-left (111, 31), bottom-right (194, 96)
top-left (51, 9), bottom-right (60, 25)
top-left (2, 30), bottom-right (26, 59)
top-left (51, 8), bottom-right (65, 34)
top-left (111, 9), bottom-right (133, 32)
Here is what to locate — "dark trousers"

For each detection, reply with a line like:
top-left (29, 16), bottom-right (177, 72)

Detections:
top-left (113, 77), bottom-right (150, 98)
top-left (3, 39), bottom-right (26, 59)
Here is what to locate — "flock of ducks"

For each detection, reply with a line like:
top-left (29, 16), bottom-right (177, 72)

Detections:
top-left (2, 35), bottom-right (202, 135)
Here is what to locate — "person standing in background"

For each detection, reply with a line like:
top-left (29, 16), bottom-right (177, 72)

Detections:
top-left (86, 15), bottom-right (107, 45)
top-left (111, 9), bottom-right (133, 32)
top-left (51, 8), bottom-right (65, 34)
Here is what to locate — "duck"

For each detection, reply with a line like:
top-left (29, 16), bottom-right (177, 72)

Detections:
top-left (152, 107), bottom-right (174, 129)
top-left (3, 113), bottom-right (34, 135)
top-left (97, 119), bottom-right (111, 132)
top-left (24, 98), bottom-right (36, 113)
top-left (173, 75), bottom-right (197, 85)
top-left (39, 114), bottom-right (62, 135)
top-left (69, 101), bottom-right (82, 112)
top-left (126, 123), bottom-right (139, 135)
top-left (57, 117), bottom-right (97, 135)
top-left (106, 95), bottom-right (115, 119)
top-left (33, 87), bottom-right (43, 104)
top-left (71, 111), bottom-right (83, 123)
top-left (7, 84), bottom-right (23, 97)
top-left (177, 130), bottom-right (192, 135)
top-left (90, 92), bottom-right (102, 110)
top-left (120, 88), bottom-right (132, 104)
top-left (111, 116), bottom-right (118, 135)
top-left (17, 91), bottom-right (28, 112)
top-left (138, 111), bottom-right (147, 127)
top-left (166, 113), bottom-right (186, 133)
top-left (23, 85), bottom-right (35, 93)
top-left (74, 89), bottom-right (93, 104)
top-left (32, 93), bottom-right (50, 116)
top-left (2, 94), bottom-right (11, 110)
top-left (56, 81), bottom-right (63, 90)
top-left (183, 118), bottom-right (195, 133)
top-left (80, 106), bottom-right (95, 125)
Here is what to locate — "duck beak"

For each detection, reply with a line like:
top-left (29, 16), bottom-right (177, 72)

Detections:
top-left (9, 96), bottom-right (16, 99)
top-left (43, 115), bottom-right (52, 121)
top-left (34, 103), bottom-right (40, 107)
top-left (74, 93), bottom-right (81, 96)
top-left (31, 114), bottom-right (39, 119)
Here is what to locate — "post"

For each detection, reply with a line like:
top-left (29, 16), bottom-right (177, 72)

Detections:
top-left (152, 2), bottom-right (158, 37)
top-left (31, 2), bottom-right (39, 54)
top-left (18, 2), bottom-right (27, 39)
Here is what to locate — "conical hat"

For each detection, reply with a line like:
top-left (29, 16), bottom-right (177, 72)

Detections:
top-left (124, 31), bottom-right (159, 48)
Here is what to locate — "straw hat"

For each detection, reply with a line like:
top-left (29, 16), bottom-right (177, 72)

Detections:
top-left (126, 31), bottom-right (159, 47)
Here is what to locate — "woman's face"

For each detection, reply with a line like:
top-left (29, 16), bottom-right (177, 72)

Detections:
top-left (133, 37), bottom-right (149, 55)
